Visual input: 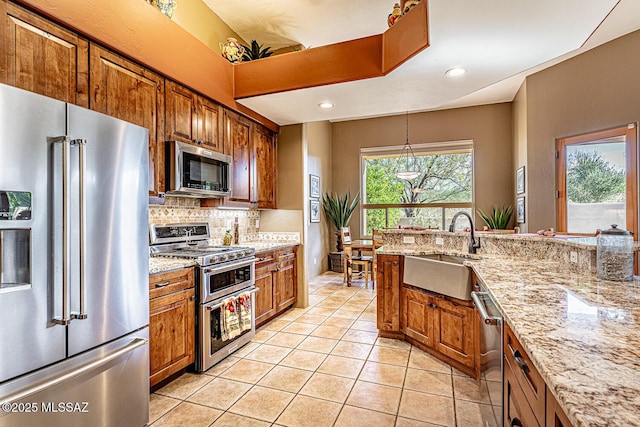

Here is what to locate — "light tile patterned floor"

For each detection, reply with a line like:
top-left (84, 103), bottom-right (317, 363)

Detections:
top-left (150, 272), bottom-right (500, 427)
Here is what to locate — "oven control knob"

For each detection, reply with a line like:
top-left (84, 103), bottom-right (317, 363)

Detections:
top-left (213, 255), bottom-right (220, 263)
top-left (230, 253), bottom-right (237, 260)
top-left (221, 254), bottom-right (228, 262)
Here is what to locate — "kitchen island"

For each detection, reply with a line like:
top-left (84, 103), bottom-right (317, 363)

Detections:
top-left (379, 229), bottom-right (640, 427)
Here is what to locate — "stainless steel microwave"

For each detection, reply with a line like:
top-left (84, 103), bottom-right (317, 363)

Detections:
top-left (165, 141), bottom-right (232, 198)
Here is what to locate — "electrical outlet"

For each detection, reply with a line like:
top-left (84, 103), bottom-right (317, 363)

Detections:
top-left (403, 236), bottom-right (416, 244)
top-left (314, 257), bottom-right (317, 265)
top-left (255, 219), bottom-right (260, 229)
top-left (570, 251), bottom-right (578, 264)
top-left (435, 237), bottom-right (444, 245)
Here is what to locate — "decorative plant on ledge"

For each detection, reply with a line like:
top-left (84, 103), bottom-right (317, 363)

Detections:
top-left (322, 191), bottom-right (359, 252)
top-left (241, 40), bottom-right (274, 61)
top-left (477, 205), bottom-right (513, 230)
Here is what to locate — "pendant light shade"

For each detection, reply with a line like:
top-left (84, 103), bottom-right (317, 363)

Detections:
top-left (394, 112), bottom-right (420, 180)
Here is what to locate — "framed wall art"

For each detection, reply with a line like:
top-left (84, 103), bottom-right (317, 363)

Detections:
top-left (310, 174), bottom-right (320, 199)
top-left (516, 166), bottom-right (525, 195)
top-left (310, 200), bottom-right (320, 223)
top-left (516, 196), bottom-right (525, 223)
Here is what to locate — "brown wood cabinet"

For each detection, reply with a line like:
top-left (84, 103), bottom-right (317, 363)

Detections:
top-left (376, 254), bottom-right (402, 337)
top-left (0, 1), bottom-right (88, 106)
top-left (401, 286), bottom-right (432, 344)
top-left (546, 389), bottom-right (574, 427)
top-left (252, 123), bottom-right (277, 209)
top-left (149, 268), bottom-right (195, 387)
top-left (212, 109), bottom-right (277, 209)
top-left (432, 297), bottom-right (475, 369)
top-left (89, 43), bottom-right (165, 196)
top-left (505, 356), bottom-right (541, 427)
top-left (165, 79), bottom-right (223, 152)
top-left (254, 247), bottom-right (298, 327)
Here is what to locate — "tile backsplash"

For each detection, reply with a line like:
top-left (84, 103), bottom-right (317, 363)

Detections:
top-left (149, 196), bottom-right (259, 239)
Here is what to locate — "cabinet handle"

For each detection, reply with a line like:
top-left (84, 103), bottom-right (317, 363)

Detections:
top-left (393, 261), bottom-right (398, 266)
top-left (511, 348), bottom-right (530, 374)
top-left (155, 281), bottom-right (171, 288)
top-left (190, 295), bottom-right (196, 301)
top-left (429, 303), bottom-right (437, 309)
top-left (510, 417), bottom-right (523, 427)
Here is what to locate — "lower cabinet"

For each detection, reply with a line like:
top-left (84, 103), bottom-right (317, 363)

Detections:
top-left (401, 285), bottom-right (476, 374)
top-left (504, 357), bottom-right (541, 427)
top-left (254, 246), bottom-right (298, 327)
top-left (149, 268), bottom-right (195, 387)
top-left (376, 254), bottom-right (402, 336)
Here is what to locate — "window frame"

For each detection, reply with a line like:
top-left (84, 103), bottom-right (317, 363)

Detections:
top-left (359, 140), bottom-right (474, 236)
top-left (556, 124), bottom-right (638, 238)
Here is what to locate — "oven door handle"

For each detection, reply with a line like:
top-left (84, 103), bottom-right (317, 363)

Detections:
top-left (205, 286), bottom-right (259, 311)
top-left (202, 257), bottom-right (256, 275)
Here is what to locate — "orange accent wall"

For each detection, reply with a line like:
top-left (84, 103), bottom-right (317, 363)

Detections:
top-left (234, 0), bottom-right (429, 99)
top-left (13, 0), bottom-right (279, 132)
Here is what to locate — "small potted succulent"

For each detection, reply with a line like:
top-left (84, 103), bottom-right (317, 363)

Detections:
top-left (477, 205), bottom-right (514, 232)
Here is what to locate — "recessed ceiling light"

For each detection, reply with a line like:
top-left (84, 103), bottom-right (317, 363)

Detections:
top-left (445, 67), bottom-right (466, 77)
top-left (318, 102), bottom-right (334, 109)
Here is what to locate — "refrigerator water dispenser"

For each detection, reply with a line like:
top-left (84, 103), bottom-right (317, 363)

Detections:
top-left (0, 229), bottom-right (30, 289)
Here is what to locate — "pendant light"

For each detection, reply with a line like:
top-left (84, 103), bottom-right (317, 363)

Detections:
top-left (394, 112), bottom-right (421, 180)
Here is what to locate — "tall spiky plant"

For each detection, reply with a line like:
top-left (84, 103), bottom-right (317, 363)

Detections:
top-left (477, 205), bottom-right (513, 230)
top-left (241, 40), bottom-right (273, 61)
top-left (322, 191), bottom-right (360, 251)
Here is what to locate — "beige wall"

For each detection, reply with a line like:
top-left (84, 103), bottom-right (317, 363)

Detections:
top-left (524, 29), bottom-right (640, 231)
top-left (332, 104), bottom-right (514, 238)
top-left (304, 121), bottom-right (333, 279)
top-left (172, 0), bottom-right (246, 53)
top-left (512, 82), bottom-right (528, 232)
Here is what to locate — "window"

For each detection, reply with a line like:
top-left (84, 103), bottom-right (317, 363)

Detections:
top-left (361, 141), bottom-right (473, 235)
top-left (556, 125), bottom-right (637, 237)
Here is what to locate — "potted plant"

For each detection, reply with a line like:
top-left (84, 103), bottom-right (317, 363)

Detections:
top-left (322, 191), bottom-right (359, 272)
top-left (477, 205), bottom-right (514, 232)
top-left (241, 40), bottom-right (273, 61)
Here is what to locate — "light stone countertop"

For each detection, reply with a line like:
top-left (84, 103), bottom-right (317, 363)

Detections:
top-left (379, 247), bottom-right (640, 427)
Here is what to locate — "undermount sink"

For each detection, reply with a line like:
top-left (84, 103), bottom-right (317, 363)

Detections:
top-left (403, 254), bottom-right (473, 300)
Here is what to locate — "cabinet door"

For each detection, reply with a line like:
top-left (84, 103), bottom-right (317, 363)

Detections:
top-left (1, 2), bottom-right (88, 106)
top-left (89, 44), bottom-right (165, 196)
top-left (401, 286), bottom-right (432, 345)
top-left (275, 259), bottom-right (297, 311)
top-left (165, 79), bottom-right (196, 143)
top-left (253, 124), bottom-right (277, 209)
top-left (255, 264), bottom-right (276, 326)
top-left (504, 359), bottom-right (541, 427)
top-left (377, 255), bottom-right (401, 333)
top-left (149, 287), bottom-right (195, 387)
top-left (432, 298), bottom-right (475, 368)
top-left (224, 110), bottom-right (252, 206)
top-left (196, 96), bottom-right (223, 152)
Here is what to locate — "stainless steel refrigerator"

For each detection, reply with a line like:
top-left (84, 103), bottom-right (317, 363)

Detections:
top-left (0, 84), bottom-right (150, 426)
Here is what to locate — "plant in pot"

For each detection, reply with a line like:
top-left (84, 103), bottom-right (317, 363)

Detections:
top-left (241, 40), bottom-right (273, 61)
top-left (322, 191), bottom-right (359, 272)
top-left (477, 205), bottom-right (513, 232)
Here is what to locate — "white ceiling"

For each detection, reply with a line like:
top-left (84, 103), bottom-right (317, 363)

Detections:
top-left (204, 0), bottom-right (640, 125)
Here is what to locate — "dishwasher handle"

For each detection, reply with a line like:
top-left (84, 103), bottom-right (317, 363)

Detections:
top-left (471, 291), bottom-right (500, 325)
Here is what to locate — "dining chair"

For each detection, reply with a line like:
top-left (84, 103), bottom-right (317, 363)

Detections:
top-left (340, 227), bottom-right (373, 287)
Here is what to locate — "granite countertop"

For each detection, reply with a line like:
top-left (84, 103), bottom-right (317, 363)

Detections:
top-left (148, 241), bottom-right (299, 274)
top-left (379, 248), bottom-right (640, 427)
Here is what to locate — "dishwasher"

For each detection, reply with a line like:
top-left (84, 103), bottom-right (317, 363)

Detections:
top-left (471, 283), bottom-right (504, 427)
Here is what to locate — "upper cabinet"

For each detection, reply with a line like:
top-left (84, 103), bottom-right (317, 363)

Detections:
top-left (0, 2), bottom-right (88, 106)
top-left (89, 44), bottom-right (165, 196)
top-left (166, 80), bottom-right (223, 153)
top-left (253, 123), bottom-right (277, 209)
top-left (212, 109), bottom-right (277, 209)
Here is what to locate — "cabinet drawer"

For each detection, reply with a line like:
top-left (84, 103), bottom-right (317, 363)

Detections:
top-left (149, 268), bottom-right (194, 299)
top-left (504, 324), bottom-right (545, 424)
top-left (256, 251), bottom-right (276, 269)
top-left (276, 248), bottom-right (297, 262)
top-left (504, 356), bottom-right (541, 427)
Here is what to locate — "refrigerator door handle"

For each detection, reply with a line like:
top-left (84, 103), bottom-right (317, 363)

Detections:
top-left (50, 136), bottom-right (72, 326)
top-left (0, 337), bottom-right (147, 405)
top-left (71, 138), bottom-right (88, 320)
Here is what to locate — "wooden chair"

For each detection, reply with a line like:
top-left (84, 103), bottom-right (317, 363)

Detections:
top-left (340, 227), bottom-right (373, 287)
top-left (371, 229), bottom-right (384, 288)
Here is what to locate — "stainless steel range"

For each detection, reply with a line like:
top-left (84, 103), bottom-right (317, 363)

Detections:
top-left (150, 223), bottom-right (257, 372)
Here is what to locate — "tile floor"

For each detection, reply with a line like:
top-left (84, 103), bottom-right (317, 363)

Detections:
top-left (149, 272), bottom-right (501, 427)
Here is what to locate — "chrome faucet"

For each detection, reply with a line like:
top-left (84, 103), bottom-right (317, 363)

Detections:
top-left (449, 211), bottom-right (481, 254)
